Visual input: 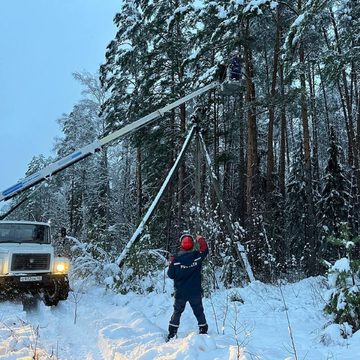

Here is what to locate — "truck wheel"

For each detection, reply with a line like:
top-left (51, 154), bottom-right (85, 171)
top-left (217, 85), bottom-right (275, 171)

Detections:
top-left (58, 276), bottom-right (70, 300)
top-left (43, 277), bottom-right (67, 306)
top-left (43, 280), bottom-right (60, 306)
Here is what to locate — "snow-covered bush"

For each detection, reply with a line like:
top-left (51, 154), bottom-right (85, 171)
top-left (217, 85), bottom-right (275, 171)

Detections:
top-left (323, 224), bottom-right (360, 334)
top-left (114, 234), bottom-right (169, 294)
top-left (324, 256), bottom-right (360, 333)
top-left (68, 234), bottom-right (169, 294)
top-left (320, 322), bottom-right (352, 346)
top-left (228, 290), bottom-right (244, 303)
top-left (68, 236), bottom-right (120, 286)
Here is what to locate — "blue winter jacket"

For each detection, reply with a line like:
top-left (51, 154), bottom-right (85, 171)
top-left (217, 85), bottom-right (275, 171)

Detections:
top-left (167, 247), bottom-right (209, 299)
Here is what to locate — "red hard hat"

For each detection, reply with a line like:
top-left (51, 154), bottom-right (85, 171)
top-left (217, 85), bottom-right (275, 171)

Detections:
top-left (180, 235), bottom-right (194, 251)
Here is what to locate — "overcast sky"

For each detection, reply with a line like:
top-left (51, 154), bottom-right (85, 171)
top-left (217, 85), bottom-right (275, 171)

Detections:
top-left (0, 0), bottom-right (120, 196)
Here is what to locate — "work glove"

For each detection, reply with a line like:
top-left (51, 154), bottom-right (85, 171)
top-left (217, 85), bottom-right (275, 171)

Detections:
top-left (168, 255), bottom-right (175, 265)
top-left (196, 235), bottom-right (208, 252)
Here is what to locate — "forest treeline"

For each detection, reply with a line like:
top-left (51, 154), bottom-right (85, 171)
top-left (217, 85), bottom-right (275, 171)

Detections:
top-left (6, 0), bottom-right (360, 283)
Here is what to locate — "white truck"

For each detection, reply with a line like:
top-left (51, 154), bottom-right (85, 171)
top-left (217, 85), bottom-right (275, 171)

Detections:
top-left (0, 221), bottom-right (70, 306)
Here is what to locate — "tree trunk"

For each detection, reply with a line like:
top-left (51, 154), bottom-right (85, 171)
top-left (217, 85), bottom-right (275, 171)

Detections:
top-left (266, 7), bottom-right (281, 194)
top-left (244, 20), bottom-right (258, 217)
top-left (330, 9), bottom-right (357, 168)
top-left (177, 102), bottom-right (186, 218)
top-left (317, 62), bottom-right (331, 136)
top-left (238, 94), bottom-right (246, 223)
top-left (308, 63), bottom-right (320, 190)
top-left (212, 91), bottom-right (220, 209)
top-left (279, 62), bottom-right (287, 197)
top-left (298, 13), bottom-right (317, 274)
top-left (136, 146), bottom-right (143, 220)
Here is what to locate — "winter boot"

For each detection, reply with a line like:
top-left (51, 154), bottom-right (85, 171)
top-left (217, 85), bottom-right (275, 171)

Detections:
top-left (166, 325), bottom-right (178, 341)
top-left (199, 324), bottom-right (208, 334)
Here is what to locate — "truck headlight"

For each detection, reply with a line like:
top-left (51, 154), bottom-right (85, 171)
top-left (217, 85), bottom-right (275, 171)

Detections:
top-left (53, 257), bottom-right (70, 274)
top-left (0, 255), bottom-right (8, 275)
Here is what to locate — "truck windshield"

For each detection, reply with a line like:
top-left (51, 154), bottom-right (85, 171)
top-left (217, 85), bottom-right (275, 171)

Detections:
top-left (0, 223), bottom-right (50, 244)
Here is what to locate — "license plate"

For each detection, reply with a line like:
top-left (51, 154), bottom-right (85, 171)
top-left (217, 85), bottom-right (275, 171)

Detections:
top-left (20, 276), bottom-right (42, 282)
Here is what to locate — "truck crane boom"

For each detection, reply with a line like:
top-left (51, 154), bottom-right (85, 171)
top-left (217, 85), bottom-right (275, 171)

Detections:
top-left (0, 81), bottom-right (220, 202)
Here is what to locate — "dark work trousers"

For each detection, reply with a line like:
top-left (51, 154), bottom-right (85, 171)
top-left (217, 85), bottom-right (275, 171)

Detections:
top-left (230, 69), bottom-right (241, 80)
top-left (169, 296), bottom-right (207, 328)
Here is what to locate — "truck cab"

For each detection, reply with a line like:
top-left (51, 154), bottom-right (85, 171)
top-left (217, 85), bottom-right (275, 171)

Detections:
top-left (0, 221), bottom-right (70, 306)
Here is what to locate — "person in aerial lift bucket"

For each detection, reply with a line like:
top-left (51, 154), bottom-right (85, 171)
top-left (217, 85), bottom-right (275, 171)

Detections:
top-left (167, 234), bottom-right (209, 341)
top-left (230, 51), bottom-right (242, 81)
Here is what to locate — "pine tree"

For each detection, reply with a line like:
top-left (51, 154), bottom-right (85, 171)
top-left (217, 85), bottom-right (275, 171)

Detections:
top-left (324, 227), bottom-right (360, 333)
top-left (317, 126), bottom-right (351, 262)
top-left (285, 139), bottom-right (308, 276)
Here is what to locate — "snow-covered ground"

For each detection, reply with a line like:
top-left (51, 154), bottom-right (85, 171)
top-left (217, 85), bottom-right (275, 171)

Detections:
top-left (0, 276), bottom-right (359, 359)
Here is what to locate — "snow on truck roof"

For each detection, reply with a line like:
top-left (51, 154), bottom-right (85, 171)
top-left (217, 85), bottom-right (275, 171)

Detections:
top-left (0, 221), bottom-right (50, 226)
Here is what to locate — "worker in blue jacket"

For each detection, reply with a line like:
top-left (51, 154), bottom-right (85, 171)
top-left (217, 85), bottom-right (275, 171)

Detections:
top-left (230, 51), bottom-right (242, 80)
top-left (167, 234), bottom-right (209, 341)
